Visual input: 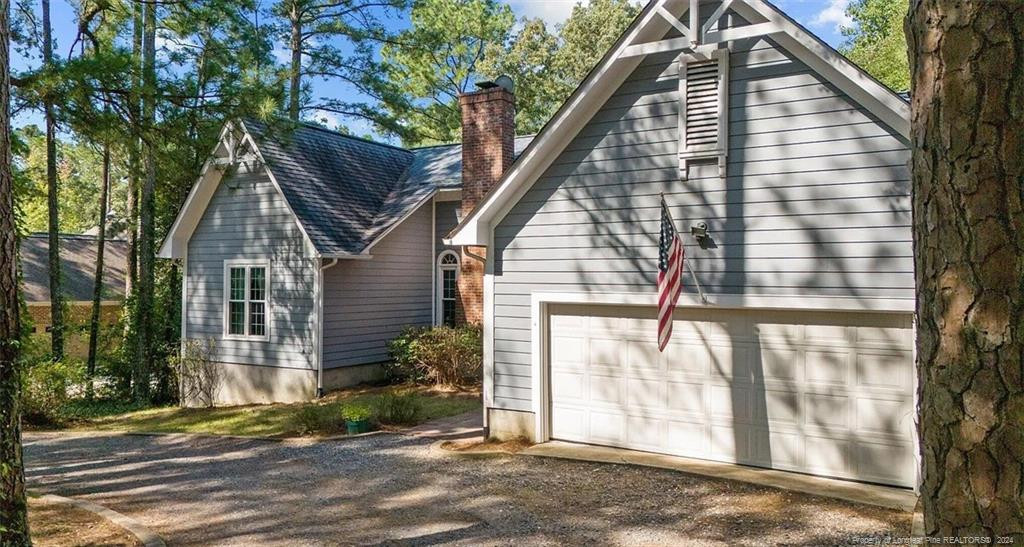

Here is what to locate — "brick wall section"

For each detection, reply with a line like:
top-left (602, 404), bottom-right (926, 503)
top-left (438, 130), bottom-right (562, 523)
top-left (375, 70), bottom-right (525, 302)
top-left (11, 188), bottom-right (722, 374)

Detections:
top-left (457, 85), bottom-right (515, 325)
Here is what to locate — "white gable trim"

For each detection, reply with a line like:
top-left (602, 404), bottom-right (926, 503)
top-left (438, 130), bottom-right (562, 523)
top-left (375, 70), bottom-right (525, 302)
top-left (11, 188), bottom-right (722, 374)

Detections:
top-left (447, 0), bottom-right (689, 246)
top-left (157, 121), bottom-right (320, 259)
top-left (447, 0), bottom-right (910, 246)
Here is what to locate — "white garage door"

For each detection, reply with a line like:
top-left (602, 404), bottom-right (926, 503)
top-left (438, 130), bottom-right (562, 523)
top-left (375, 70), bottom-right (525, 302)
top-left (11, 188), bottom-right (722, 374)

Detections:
top-left (548, 304), bottom-right (917, 487)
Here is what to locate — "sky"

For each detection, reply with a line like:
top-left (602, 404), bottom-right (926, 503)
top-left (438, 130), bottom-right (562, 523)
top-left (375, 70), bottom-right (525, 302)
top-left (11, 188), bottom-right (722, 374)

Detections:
top-left (11, 0), bottom-right (854, 135)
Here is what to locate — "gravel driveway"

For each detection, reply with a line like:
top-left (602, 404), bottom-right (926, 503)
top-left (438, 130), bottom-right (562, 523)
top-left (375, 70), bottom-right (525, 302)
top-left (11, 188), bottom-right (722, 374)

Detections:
top-left (25, 430), bottom-right (911, 546)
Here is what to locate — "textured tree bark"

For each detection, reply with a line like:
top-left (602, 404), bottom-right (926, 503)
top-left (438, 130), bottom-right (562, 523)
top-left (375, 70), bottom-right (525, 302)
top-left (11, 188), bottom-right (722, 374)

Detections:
top-left (134, 0), bottom-right (157, 402)
top-left (43, 0), bottom-right (64, 360)
top-left (126, 0), bottom-right (142, 298)
top-left (0, 0), bottom-right (30, 541)
top-left (908, 0), bottom-right (1024, 538)
top-left (87, 143), bottom-right (110, 398)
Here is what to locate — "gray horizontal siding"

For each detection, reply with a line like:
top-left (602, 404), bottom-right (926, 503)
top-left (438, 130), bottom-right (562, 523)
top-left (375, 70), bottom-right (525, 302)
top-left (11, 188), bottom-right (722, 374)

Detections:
top-left (186, 164), bottom-right (316, 370)
top-left (488, 20), bottom-right (912, 411)
top-left (435, 199), bottom-right (460, 256)
top-left (322, 203), bottom-right (433, 368)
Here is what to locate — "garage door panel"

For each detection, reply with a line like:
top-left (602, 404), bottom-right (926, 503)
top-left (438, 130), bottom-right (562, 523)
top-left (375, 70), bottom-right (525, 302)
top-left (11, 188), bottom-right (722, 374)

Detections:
top-left (548, 304), bottom-right (916, 487)
top-left (709, 344), bottom-right (751, 382)
top-left (627, 377), bottom-right (665, 410)
top-left (711, 424), bottom-right (751, 461)
top-left (755, 388), bottom-right (803, 426)
top-left (626, 415), bottom-right (666, 450)
top-left (665, 342), bottom-right (709, 376)
top-left (756, 345), bottom-right (803, 382)
top-left (589, 410), bottom-right (626, 444)
top-left (856, 441), bottom-right (915, 484)
top-left (667, 419), bottom-right (709, 457)
top-left (552, 335), bottom-right (585, 365)
top-left (857, 350), bottom-right (912, 390)
top-left (806, 349), bottom-right (850, 386)
top-left (804, 393), bottom-right (850, 428)
top-left (855, 396), bottom-right (912, 437)
top-left (666, 381), bottom-right (705, 416)
top-left (589, 373), bottom-right (625, 405)
top-left (589, 338), bottom-right (622, 366)
top-left (805, 435), bottom-right (852, 476)
top-left (552, 370), bottom-right (585, 400)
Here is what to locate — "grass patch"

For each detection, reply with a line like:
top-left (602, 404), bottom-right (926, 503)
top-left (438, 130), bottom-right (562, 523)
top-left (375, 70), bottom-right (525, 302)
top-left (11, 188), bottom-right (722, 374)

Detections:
top-left (62, 384), bottom-right (480, 438)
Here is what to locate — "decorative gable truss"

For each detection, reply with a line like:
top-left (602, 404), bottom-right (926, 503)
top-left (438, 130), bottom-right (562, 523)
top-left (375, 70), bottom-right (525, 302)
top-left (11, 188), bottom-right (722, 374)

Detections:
top-left (446, 0), bottom-right (911, 247)
top-left (678, 48), bottom-right (729, 178)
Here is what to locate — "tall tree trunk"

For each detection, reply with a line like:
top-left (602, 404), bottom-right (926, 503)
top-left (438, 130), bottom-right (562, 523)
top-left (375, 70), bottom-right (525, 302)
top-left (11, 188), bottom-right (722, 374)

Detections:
top-left (908, 0), bottom-right (1024, 538)
top-left (0, 0), bottom-right (30, 540)
top-left (288, 0), bottom-right (302, 121)
top-left (86, 143), bottom-right (110, 399)
top-left (126, 0), bottom-right (143, 297)
top-left (42, 0), bottom-right (63, 361)
top-left (134, 0), bottom-right (157, 402)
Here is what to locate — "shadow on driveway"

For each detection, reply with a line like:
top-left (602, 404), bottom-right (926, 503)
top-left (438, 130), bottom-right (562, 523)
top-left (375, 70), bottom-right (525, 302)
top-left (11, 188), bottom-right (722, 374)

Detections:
top-left (25, 431), bottom-right (910, 546)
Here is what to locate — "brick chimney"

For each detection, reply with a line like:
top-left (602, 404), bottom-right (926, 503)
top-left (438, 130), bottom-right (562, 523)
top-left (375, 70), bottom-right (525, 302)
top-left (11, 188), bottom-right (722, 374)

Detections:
top-left (457, 76), bottom-right (515, 325)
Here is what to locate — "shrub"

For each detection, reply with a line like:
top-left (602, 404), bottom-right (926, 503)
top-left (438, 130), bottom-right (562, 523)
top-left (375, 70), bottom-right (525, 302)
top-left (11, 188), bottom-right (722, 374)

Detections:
top-left (374, 392), bottom-right (423, 425)
top-left (21, 358), bottom-right (85, 427)
top-left (384, 327), bottom-right (430, 383)
top-left (387, 325), bottom-right (482, 387)
top-left (340, 402), bottom-right (373, 422)
top-left (287, 403), bottom-right (343, 436)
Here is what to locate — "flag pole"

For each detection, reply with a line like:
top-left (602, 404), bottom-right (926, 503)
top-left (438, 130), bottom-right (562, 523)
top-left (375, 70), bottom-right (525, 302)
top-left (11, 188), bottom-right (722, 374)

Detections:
top-left (660, 193), bottom-right (709, 305)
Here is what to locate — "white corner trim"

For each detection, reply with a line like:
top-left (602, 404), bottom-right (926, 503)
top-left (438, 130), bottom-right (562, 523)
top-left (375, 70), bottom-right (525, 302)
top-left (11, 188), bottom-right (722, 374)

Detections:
top-left (527, 291), bottom-right (916, 443)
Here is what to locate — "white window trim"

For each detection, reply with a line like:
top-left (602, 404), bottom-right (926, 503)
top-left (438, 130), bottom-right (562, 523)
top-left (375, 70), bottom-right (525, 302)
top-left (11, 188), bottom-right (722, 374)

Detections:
top-left (679, 47), bottom-right (729, 179)
top-left (222, 259), bottom-right (271, 341)
top-left (435, 251), bottom-right (460, 326)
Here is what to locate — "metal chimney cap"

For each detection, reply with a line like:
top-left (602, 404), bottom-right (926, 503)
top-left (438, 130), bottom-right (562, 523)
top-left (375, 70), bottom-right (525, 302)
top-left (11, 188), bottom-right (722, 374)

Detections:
top-left (476, 75), bottom-right (514, 93)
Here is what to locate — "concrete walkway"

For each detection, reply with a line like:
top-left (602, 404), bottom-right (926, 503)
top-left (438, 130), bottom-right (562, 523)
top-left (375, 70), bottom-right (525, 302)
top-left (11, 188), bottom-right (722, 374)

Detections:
top-left (522, 441), bottom-right (919, 512)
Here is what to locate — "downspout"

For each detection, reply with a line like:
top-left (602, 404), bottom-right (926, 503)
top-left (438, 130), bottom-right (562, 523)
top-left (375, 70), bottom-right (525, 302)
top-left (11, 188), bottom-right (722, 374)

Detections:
top-left (317, 258), bottom-right (339, 398)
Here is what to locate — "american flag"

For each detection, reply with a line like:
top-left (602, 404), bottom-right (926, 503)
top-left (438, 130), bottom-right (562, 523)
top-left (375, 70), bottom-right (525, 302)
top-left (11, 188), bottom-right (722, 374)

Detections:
top-left (657, 197), bottom-right (684, 352)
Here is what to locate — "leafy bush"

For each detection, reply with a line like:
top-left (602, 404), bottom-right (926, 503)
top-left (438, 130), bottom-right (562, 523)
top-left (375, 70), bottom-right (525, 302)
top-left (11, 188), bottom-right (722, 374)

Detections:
top-left (287, 403), bottom-right (343, 436)
top-left (21, 359), bottom-right (85, 427)
top-left (340, 402), bottom-right (373, 422)
top-left (387, 325), bottom-right (482, 386)
top-left (373, 392), bottom-right (423, 425)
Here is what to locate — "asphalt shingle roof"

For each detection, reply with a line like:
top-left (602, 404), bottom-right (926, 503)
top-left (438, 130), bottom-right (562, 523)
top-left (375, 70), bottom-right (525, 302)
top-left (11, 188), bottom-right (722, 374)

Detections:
top-left (21, 234), bottom-right (128, 303)
top-left (242, 119), bottom-right (534, 256)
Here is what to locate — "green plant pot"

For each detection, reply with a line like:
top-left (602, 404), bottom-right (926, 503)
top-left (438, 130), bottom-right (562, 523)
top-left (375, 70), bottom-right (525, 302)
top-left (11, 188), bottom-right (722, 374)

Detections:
top-left (346, 419), bottom-right (370, 435)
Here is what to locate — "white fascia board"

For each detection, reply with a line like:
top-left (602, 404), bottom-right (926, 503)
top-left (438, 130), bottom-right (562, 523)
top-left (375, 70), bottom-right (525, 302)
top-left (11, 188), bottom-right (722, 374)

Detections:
top-left (447, 0), bottom-right (689, 247)
top-left (734, 0), bottom-right (910, 138)
top-left (157, 124), bottom-right (234, 258)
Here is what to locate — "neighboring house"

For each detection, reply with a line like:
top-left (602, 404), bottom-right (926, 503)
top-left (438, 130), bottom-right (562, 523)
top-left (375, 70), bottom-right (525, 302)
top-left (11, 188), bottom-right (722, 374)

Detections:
top-left (21, 234), bottom-right (128, 351)
top-left (446, 0), bottom-right (917, 489)
top-left (162, 0), bottom-right (918, 489)
top-left (159, 98), bottom-right (532, 405)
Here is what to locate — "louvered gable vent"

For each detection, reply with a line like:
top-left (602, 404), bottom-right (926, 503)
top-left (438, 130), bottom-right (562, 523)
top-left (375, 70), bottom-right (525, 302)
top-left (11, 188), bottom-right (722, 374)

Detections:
top-left (679, 49), bottom-right (729, 178)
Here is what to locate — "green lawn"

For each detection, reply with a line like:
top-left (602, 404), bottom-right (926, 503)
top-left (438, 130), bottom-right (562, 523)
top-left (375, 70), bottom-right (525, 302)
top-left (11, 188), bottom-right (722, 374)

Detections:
top-left (59, 385), bottom-right (481, 438)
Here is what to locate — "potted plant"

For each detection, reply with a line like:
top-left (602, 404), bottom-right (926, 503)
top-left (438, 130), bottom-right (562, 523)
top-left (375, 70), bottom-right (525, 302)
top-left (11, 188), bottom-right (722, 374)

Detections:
top-left (341, 403), bottom-right (373, 434)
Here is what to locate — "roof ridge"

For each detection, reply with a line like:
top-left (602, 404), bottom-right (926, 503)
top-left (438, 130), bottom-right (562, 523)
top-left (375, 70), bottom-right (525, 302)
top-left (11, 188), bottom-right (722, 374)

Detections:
top-left (409, 133), bottom-right (538, 151)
